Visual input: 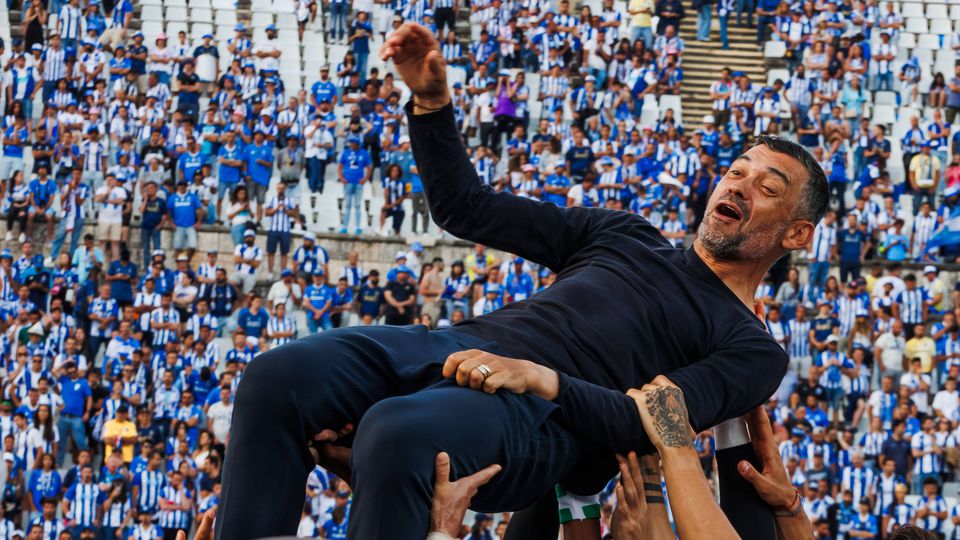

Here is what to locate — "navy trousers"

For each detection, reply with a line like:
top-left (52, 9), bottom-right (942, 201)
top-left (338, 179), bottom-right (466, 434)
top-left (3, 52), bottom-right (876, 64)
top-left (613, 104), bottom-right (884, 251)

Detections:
top-left (217, 325), bottom-right (588, 540)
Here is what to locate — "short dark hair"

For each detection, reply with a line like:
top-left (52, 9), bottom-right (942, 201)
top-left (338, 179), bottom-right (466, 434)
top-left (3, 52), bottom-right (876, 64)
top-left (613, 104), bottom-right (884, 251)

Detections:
top-left (889, 525), bottom-right (939, 540)
top-left (751, 135), bottom-right (828, 224)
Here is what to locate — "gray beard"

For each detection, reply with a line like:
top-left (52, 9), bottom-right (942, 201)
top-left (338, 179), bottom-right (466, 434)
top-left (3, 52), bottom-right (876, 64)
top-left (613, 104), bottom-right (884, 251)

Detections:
top-left (697, 217), bottom-right (788, 262)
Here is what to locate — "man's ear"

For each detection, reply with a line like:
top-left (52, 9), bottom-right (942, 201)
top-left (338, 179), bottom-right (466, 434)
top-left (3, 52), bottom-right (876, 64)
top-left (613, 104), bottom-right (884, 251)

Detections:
top-left (782, 221), bottom-right (814, 252)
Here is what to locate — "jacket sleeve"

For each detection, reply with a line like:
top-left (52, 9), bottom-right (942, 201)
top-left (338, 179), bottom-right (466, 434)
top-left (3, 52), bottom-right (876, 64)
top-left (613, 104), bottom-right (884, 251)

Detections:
top-left (406, 101), bottom-right (604, 271)
top-left (552, 324), bottom-right (787, 455)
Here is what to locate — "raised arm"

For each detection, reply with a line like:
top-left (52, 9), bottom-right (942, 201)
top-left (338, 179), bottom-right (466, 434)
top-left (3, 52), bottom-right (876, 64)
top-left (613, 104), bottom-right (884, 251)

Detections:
top-left (388, 22), bottom-right (601, 270)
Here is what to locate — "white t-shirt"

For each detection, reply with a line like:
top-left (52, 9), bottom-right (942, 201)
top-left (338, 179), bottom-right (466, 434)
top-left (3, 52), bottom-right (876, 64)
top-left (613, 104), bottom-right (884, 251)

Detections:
top-left (206, 401), bottom-right (233, 443)
top-left (567, 183), bottom-right (598, 207)
top-left (267, 281), bottom-right (302, 313)
top-left (901, 372), bottom-right (932, 413)
top-left (254, 38), bottom-right (281, 72)
top-left (933, 390), bottom-right (960, 420)
top-left (96, 185), bottom-right (127, 223)
top-left (475, 91), bottom-right (496, 124)
top-left (874, 332), bottom-right (906, 372)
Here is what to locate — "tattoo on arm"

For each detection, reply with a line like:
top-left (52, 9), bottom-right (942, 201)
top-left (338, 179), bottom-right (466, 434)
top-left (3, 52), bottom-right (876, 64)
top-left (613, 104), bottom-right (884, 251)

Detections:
top-left (645, 387), bottom-right (694, 448)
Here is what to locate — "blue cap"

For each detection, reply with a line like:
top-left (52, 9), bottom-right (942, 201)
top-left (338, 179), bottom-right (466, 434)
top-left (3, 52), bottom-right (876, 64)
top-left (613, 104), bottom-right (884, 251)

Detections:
top-left (512, 257), bottom-right (524, 264)
top-left (395, 265), bottom-right (412, 275)
top-left (266, 24), bottom-right (277, 31)
top-left (790, 427), bottom-right (805, 437)
top-left (280, 268), bottom-right (293, 277)
top-left (133, 31), bottom-right (144, 38)
top-left (235, 23), bottom-right (246, 32)
top-left (86, 126), bottom-right (98, 134)
top-left (452, 82), bottom-right (462, 89)
top-left (423, 8), bottom-right (433, 16)
top-left (312, 268), bottom-right (325, 276)
top-left (0, 250), bottom-right (12, 260)
top-left (374, 98), bottom-right (385, 105)
top-left (243, 229), bottom-right (256, 238)
top-left (410, 241), bottom-right (423, 252)
top-left (946, 186), bottom-right (960, 198)
top-left (347, 135), bottom-right (361, 145)
top-left (202, 33), bottom-right (213, 39)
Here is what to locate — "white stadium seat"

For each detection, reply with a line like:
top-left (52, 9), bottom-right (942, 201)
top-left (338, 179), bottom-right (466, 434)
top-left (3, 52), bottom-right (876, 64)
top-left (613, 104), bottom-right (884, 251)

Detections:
top-left (192, 8), bottom-right (214, 23)
top-left (166, 6), bottom-right (189, 21)
top-left (899, 32), bottom-right (917, 48)
top-left (901, 2), bottom-right (924, 17)
top-left (906, 17), bottom-right (929, 33)
top-left (931, 18), bottom-right (953, 35)
top-left (215, 10), bottom-right (237, 25)
top-left (140, 5), bottom-right (164, 21)
top-left (918, 33), bottom-right (941, 49)
top-left (764, 40), bottom-right (786, 58)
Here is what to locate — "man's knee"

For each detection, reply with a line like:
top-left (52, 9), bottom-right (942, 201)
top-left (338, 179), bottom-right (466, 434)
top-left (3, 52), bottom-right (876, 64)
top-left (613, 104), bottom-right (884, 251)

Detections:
top-left (351, 397), bottom-right (436, 487)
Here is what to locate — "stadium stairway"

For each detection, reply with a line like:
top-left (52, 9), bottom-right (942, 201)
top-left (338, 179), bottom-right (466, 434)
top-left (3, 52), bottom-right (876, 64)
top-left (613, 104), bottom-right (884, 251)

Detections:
top-left (676, 2), bottom-right (766, 131)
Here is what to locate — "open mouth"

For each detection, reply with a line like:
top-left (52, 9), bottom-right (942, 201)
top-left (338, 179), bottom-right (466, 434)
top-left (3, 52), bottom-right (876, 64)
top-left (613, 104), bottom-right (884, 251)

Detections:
top-left (714, 201), bottom-right (743, 222)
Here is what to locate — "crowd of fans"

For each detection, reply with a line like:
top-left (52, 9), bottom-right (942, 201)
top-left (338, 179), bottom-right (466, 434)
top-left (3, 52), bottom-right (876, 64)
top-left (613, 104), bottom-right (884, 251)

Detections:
top-left (2, 0), bottom-right (960, 534)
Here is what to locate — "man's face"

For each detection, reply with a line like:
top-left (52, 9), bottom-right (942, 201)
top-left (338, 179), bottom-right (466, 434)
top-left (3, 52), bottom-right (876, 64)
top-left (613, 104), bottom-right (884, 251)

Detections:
top-left (698, 144), bottom-right (812, 261)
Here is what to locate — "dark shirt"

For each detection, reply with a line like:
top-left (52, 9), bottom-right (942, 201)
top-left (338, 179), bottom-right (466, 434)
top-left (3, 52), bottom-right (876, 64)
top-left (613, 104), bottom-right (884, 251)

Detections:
top-left (880, 436), bottom-right (912, 478)
top-left (408, 102), bottom-right (788, 479)
top-left (384, 280), bottom-right (415, 314)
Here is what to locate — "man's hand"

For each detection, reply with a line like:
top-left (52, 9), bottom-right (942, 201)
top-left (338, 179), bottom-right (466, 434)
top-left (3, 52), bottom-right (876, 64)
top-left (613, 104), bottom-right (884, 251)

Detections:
top-left (177, 508), bottom-right (215, 540)
top-left (381, 23), bottom-right (450, 111)
top-left (309, 424), bottom-right (354, 484)
top-left (430, 451), bottom-right (501, 537)
top-left (736, 407), bottom-right (799, 510)
top-left (627, 376), bottom-right (694, 451)
top-left (443, 349), bottom-right (559, 400)
top-left (611, 452), bottom-right (649, 540)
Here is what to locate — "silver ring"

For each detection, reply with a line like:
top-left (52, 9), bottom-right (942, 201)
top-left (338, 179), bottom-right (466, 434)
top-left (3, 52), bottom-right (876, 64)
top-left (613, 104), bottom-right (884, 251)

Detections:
top-left (475, 363), bottom-right (493, 381)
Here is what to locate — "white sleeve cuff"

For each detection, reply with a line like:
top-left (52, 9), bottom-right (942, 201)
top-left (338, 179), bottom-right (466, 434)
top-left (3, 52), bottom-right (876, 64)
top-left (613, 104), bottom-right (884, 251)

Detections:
top-left (426, 532), bottom-right (458, 540)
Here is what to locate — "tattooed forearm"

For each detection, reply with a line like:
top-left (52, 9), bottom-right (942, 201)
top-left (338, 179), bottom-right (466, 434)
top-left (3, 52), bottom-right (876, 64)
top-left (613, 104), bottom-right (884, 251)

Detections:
top-left (644, 386), bottom-right (693, 448)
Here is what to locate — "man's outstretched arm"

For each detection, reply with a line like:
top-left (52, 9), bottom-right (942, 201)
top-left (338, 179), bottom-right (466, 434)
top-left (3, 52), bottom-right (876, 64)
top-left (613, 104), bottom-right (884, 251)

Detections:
top-left (444, 324), bottom-right (787, 456)
top-left (385, 23), bottom-right (604, 271)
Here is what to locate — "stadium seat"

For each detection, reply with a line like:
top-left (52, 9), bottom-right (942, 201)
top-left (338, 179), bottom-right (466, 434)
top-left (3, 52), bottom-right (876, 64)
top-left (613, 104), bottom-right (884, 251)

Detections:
top-left (192, 22), bottom-right (214, 38)
top-left (767, 69), bottom-right (789, 85)
top-left (918, 33), bottom-right (941, 49)
top-left (927, 3), bottom-right (948, 20)
top-left (277, 13), bottom-right (298, 29)
top-left (166, 0), bottom-right (188, 6)
top-left (899, 32), bottom-right (917, 48)
top-left (914, 47), bottom-right (933, 65)
top-left (901, 2), bottom-right (924, 18)
top-left (212, 0), bottom-right (236, 9)
top-left (251, 0), bottom-right (272, 11)
top-left (875, 91), bottom-right (897, 106)
top-left (872, 104), bottom-right (896, 125)
top-left (166, 6), bottom-right (189, 21)
top-left (251, 11), bottom-right (274, 28)
top-left (764, 40), bottom-right (786, 58)
top-left (167, 21), bottom-right (189, 37)
top-left (192, 8), bottom-right (214, 23)
top-left (906, 17), bottom-right (929, 33)
top-left (215, 10), bottom-right (237, 25)
top-left (659, 95), bottom-right (683, 124)
top-left (931, 18), bottom-right (953, 35)
top-left (140, 5), bottom-right (164, 21)
top-left (140, 20), bottom-right (165, 40)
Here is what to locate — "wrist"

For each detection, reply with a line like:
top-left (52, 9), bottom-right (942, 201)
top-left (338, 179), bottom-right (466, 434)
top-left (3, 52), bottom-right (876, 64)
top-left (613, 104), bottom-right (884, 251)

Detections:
top-left (413, 94), bottom-right (451, 114)
top-left (526, 362), bottom-right (559, 400)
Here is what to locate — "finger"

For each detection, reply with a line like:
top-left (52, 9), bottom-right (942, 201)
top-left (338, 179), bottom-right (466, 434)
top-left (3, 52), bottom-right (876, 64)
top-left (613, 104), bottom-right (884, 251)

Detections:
top-left (176, 532), bottom-right (186, 540)
top-left (435, 451), bottom-right (451, 488)
top-left (481, 370), bottom-right (511, 394)
top-left (617, 455), bottom-right (639, 506)
top-left (443, 349), bottom-right (480, 378)
top-left (195, 510), bottom-right (214, 540)
top-left (651, 375), bottom-right (678, 388)
top-left (615, 483), bottom-right (626, 511)
top-left (737, 460), bottom-right (766, 489)
top-left (313, 429), bottom-right (340, 443)
top-left (460, 463), bottom-right (502, 491)
top-left (338, 423), bottom-right (355, 438)
top-left (454, 354), bottom-right (487, 386)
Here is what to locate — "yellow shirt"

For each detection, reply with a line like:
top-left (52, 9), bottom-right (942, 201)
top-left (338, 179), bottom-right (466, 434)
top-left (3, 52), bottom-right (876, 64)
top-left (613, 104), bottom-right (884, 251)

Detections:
top-left (102, 419), bottom-right (137, 463)
top-left (905, 337), bottom-right (937, 373)
top-left (629, 0), bottom-right (655, 28)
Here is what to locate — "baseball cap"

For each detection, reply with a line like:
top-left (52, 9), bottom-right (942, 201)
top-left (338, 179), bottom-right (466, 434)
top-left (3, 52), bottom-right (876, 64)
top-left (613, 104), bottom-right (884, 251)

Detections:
top-left (243, 229), bottom-right (256, 238)
top-left (410, 241), bottom-right (424, 252)
top-left (825, 335), bottom-right (839, 344)
top-left (924, 265), bottom-right (938, 275)
top-left (522, 163), bottom-right (537, 172)
top-left (304, 231), bottom-right (317, 241)
top-left (266, 24), bottom-right (277, 32)
top-left (280, 268), bottom-right (293, 278)
top-left (395, 250), bottom-right (407, 260)
top-left (235, 23), bottom-right (247, 32)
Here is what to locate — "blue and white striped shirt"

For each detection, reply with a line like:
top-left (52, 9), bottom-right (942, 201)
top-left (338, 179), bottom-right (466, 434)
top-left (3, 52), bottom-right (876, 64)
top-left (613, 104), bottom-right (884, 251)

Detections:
top-left (265, 195), bottom-right (297, 233)
top-left (896, 288), bottom-right (927, 325)
top-left (912, 431), bottom-right (940, 475)
top-left (65, 482), bottom-right (102, 527)
top-left (159, 486), bottom-right (190, 529)
top-left (268, 315), bottom-right (296, 348)
top-left (787, 319), bottom-right (811, 358)
top-left (918, 495), bottom-right (948, 532)
top-left (133, 469), bottom-right (167, 514)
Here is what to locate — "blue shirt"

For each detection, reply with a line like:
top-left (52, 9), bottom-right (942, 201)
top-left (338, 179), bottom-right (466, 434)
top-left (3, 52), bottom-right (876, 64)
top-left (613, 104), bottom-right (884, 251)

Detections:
top-left (29, 178), bottom-right (57, 208)
top-left (58, 376), bottom-right (91, 416)
top-left (177, 151), bottom-right (204, 183)
top-left (245, 143), bottom-right (273, 186)
top-left (236, 307), bottom-right (269, 337)
top-left (107, 260), bottom-right (137, 303)
top-left (339, 148), bottom-right (371, 184)
top-left (166, 191), bottom-right (201, 228)
top-left (305, 284), bottom-right (333, 314)
top-left (311, 80), bottom-right (337, 105)
top-left (3, 126), bottom-right (28, 158)
top-left (217, 144), bottom-right (243, 184)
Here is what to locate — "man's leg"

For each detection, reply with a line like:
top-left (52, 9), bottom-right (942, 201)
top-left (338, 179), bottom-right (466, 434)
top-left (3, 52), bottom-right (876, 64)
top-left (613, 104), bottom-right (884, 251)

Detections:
top-left (348, 380), bottom-right (580, 539)
top-left (217, 326), bottom-right (493, 539)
